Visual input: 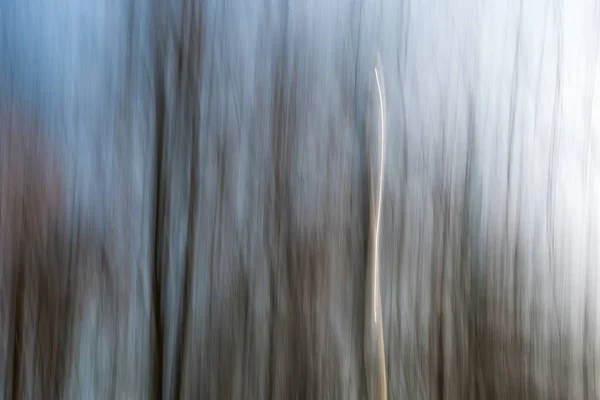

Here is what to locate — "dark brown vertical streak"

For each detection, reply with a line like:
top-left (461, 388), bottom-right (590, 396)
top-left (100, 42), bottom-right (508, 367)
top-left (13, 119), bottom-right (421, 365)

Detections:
top-left (354, 3), bottom-right (372, 395)
top-left (9, 261), bottom-right (24, 400)
top-left (463, 91), bottom-right (479, 397)
top-left (395, 6), bottom-right (410, 392)
top-left (176, 2), bottom-right (202, 398)
top-left (268, 2), bottom-right (290, 396)
top-left (177, 99), bottom-right (198, 400)
top-left (511, 4), bottom-right (525, 394)
top-left (152, 12), bottom-right (166, 399)
top-left (241, 247), bottom-right (251, 397)
top-left (583, 3), bottom-right (599, 380)
top-left (433, 88), bottom-right (450, 400)
top-left (548, 0), bottom-right (562, 328)
top-left (582, 241), bottom-right (591, 399)
top-left (506, 1), bottom-right (523, 360)
top-left (437, 196), bottom-right (448, 400)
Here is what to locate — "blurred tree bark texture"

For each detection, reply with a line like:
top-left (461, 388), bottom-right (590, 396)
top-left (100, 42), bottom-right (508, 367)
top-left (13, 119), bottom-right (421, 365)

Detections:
top-left (0, 0), bottom-right (599, 398)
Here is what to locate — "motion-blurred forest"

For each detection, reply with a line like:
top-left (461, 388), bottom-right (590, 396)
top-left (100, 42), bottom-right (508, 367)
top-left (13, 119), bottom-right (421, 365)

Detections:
top-left (0, 0), bottom-right (599, 398)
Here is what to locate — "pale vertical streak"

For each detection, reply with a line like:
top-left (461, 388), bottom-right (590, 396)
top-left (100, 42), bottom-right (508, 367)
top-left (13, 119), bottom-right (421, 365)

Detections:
top-left (364, 54), bottom-right (387, 400)
top-left (373, 67), bottom-right (385, 322)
